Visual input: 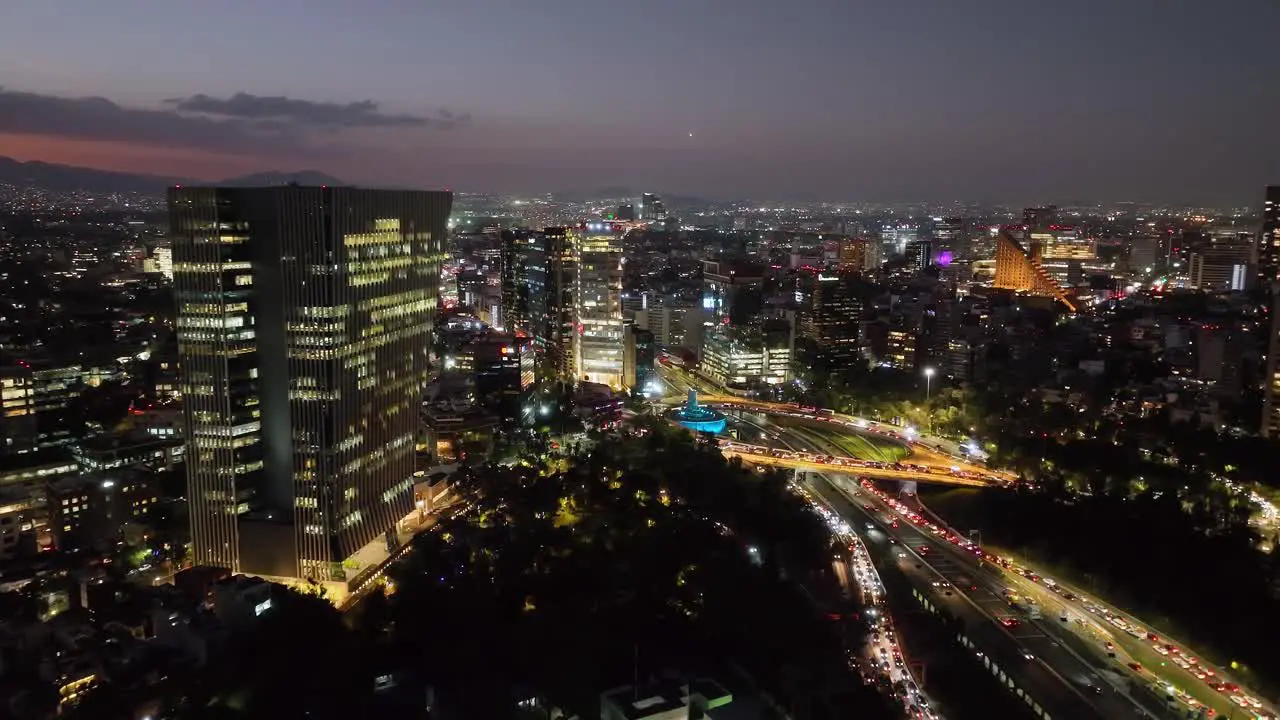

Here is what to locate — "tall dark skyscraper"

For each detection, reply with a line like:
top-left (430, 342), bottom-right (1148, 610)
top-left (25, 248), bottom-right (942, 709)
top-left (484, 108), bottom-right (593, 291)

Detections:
top-left (169, 186), bottom-right (451, 585)
top-left (540, 227), bottom-right (578, 381)
top-left (1259, 187), bottom-right (1280, 299)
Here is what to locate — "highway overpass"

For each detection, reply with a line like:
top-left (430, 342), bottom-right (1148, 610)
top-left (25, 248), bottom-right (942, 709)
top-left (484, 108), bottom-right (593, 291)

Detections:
top-left (718, 440), bottom-right (1003, 488)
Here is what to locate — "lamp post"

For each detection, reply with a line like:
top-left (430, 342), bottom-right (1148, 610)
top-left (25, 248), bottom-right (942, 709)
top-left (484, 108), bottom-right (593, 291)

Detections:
top-left (923, 367), bottom-right (936, 436)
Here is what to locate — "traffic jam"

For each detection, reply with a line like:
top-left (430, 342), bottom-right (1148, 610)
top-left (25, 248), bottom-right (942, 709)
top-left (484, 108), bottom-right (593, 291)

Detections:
top-left (718, 438), bottom-right (996, 486)
top-left (796, 483), bottom-right (942, 719)
top-left (857, 479), bottom-right (1273, 720)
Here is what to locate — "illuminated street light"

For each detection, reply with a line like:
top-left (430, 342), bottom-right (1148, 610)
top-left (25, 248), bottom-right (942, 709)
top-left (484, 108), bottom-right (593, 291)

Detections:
top-left (923, 367), bottom-right (936, 401)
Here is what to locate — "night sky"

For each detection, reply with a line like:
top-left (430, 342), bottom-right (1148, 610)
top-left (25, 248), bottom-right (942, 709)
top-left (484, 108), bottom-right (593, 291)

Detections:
top-left (1, 0), bottom-right (1276, 203)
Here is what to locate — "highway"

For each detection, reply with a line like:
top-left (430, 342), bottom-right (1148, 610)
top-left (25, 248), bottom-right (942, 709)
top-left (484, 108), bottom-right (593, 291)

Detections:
top-left (905, 495), bottom-right (1277, 720)
top-left (765, 417), bottom-right (1159, 720)
top-left (802, 487), bottom-right (942, 718)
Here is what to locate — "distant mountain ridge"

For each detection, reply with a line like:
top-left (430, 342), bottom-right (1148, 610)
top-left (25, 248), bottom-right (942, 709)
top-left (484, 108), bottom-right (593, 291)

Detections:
top-left (0, 156), bottom-right (344, 194)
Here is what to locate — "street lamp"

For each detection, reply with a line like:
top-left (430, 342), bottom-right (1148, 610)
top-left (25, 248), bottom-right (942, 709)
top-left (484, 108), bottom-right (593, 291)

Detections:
top-left (922, 367), bottom-right (936, 437)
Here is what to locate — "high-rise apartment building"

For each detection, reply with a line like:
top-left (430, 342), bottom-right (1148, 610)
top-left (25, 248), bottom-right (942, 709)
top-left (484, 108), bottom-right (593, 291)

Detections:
top-left (577, 230), bottom-right (624, 387)
top-left (169, 186), bottom-right (450, 585)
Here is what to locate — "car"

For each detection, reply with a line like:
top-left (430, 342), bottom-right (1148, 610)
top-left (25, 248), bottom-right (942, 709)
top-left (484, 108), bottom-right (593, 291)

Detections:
top-left (1023, 651), bottom-right (1035, 660)
top-left (1083, 684), bottom-right (1103, 696)
top-left (1127, 662), bottom-right (1143, 672)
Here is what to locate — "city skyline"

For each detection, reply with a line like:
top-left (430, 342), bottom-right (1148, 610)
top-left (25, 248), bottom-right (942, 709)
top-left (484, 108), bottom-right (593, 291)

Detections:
top-left (1, 0), bottom-right (1278, 203)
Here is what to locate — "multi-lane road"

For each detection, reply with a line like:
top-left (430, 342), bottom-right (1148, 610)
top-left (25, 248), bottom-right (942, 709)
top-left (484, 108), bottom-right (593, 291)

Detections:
top-left (758, 414), bottom-right (1163, 719)
top-left (658, 363), bottom-right (1275, 719)
top-left (902, 496), bottom-right (1276, 720)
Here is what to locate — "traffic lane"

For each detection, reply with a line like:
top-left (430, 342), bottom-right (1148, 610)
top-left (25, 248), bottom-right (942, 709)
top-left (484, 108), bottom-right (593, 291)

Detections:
top-left (901, 496), bottom-right (1267, 718)
top-left (842, 483), bottom-right (1154, 720)
top-left (1010, 574), bottom-right (1251, 720)
top-left (864, 498), bottom-right (1156, 720)
top-left (808, 477), bottom-right (1102, 720)
top-left (887, 546), bottom-right (1134, 719)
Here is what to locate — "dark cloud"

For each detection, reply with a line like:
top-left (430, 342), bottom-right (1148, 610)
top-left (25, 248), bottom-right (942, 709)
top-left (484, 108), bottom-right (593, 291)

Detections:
top-left (164, 92), bottom-right (467, 129)
top-left (0, 87), bottom-right (298, 154)
top-left (0, 88), bottom-right (467, 162)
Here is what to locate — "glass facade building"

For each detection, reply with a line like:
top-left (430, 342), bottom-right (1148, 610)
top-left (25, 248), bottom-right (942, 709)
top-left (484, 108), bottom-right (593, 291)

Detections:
top-left (169, 186), bottom-right (451, 582)
top-left (577, 231), bottom-right (624, 387)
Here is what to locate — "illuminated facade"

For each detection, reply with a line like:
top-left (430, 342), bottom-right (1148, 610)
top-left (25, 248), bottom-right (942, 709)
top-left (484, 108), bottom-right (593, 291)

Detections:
top-left (541, 227), bottom-right (579, 381)
top-left (838, 237), bottom-right (869, 271)
top-left (170, 186), bottom-right (451, 583)
top-left (1259, 187), bottom-right (1279, 298)
top-left (0, 361), bottom-right (81, 455)
top-left (992, 232), bottom-right (1077, 311)
top-left (701, 319), bottom-right (793, 388)
top-left (1265, 284), bottom-right (1280, 438)
top-left (884, 329), bottom-right (916, 371)
top-left (576, 231), bottom-right (624, 387)
top-left (797, 273), bottom-right (862, 369)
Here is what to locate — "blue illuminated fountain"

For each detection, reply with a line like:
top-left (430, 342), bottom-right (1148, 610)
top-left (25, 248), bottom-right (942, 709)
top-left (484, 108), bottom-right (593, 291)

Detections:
top-left (670, 389), bottom-right (727, 434)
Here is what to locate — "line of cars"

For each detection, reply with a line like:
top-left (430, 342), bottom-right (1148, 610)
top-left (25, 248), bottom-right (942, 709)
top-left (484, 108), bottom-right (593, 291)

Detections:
top-left (718, 438), bottom-right (995, 485)
top-left (858, 480), bottom-right (1274, 720)
top-left (796, 482), bottom-right (941, 719)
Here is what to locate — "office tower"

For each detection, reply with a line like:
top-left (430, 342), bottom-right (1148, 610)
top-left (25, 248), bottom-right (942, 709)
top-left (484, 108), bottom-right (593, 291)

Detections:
top-left (905, 240), bottom-right (933, 273)
top-left (1259, 187), bottom-right (1280, 299)
top-left (640, 193), bottom-right (666, 222)
top-left (1265, 285), bottom-right (1280, 438)
top-left (153, 244), bottom-right (174, 280)
top-left (838, 237), bottom-right (870, 271)
top-left (623, 325), bottom-right (656, 393)
top-left (880, 224), bottom-right (917, 257)
top-left (701, 315), bottom-right (794, 389)
top-left (634, 296), bottom-right (694, 349)
top-left (932, 217), bottom-right (966, 259)
top-left (701, 260), bottom-right (765, 326)
top-left (540, 227), bottom-right (579, 381)
top-left (0, 359), bottom-right (81, 455)
top-left (615, 204), bottom-right (636, 222)
top-left (1022, 206), bottom-right (1058, 236)
top-left (170, 186), bottom-right (450, 585)
top-left (797, 272), bottom-right (863, 371)
top-left (884, 329), bottom-right (917, 371)
top-left (1128, 236), bottom-right (1160, 276)
top-left (1188, 234), bottom-right (1252, 292)
top-left (466, 332), bottom-right (534, 420)
top-left (992, 231), bottom-right (1076, 311)
top-left (577, 230), bottom-right (625, 387)
top-left (1030, 224), bottom-right (1095, 287)
top-left (499, 230), bottom-right (527, 333)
